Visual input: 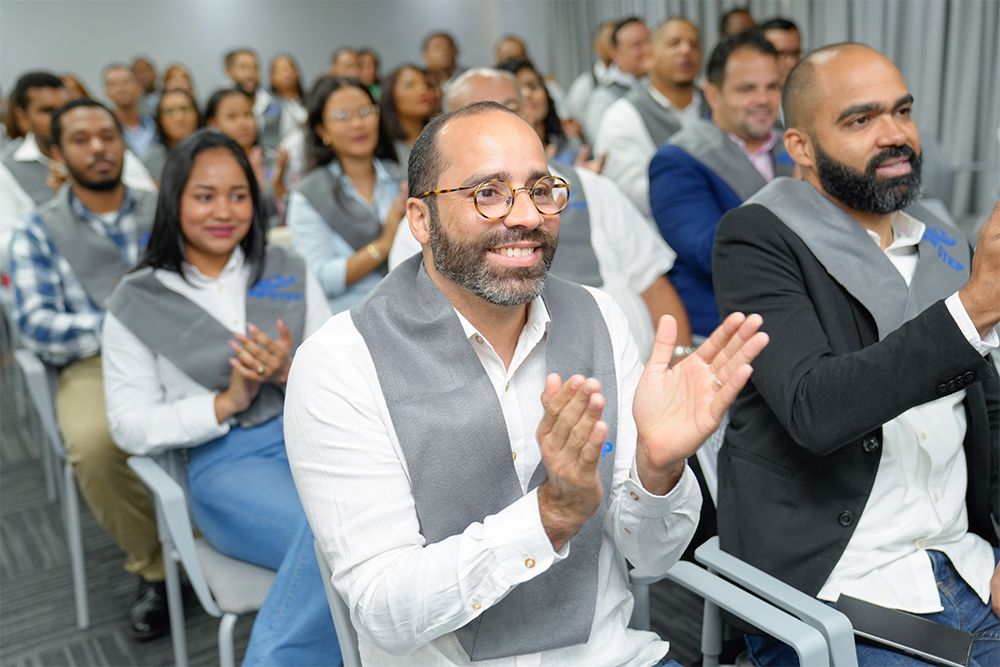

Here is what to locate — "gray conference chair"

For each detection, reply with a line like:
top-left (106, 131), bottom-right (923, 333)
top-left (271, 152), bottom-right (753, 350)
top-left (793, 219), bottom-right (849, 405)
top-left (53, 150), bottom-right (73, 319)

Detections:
top-left (13, 347), bottom-right (88, 629)
top-left (127, 453), bottom-right (276, 667)
top-left (314, 541), bottom-right (833, 667)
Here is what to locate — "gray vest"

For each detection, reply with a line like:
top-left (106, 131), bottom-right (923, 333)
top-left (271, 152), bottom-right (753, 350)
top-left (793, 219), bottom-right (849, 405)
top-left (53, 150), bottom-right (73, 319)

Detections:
top-left (669, 119), bottom-right (794, 202)
top-left (624, 81), bottom-right (709, 147)
top-left (142, 143), bottom-right (169, 183)
top-left (258, 103), bottom-right (282, 151)
top-left (351, 254), bottom-right (618, 660)
top-left (746, 178), bottom-right (971, 340)
top-left (35, 185), bottom-right (157, 310)
top-left (1, 138), bottom-right (54, 205)
top-left (106, 246), bottom-right (308, 428)
top-left (548, 161), bottom-right (602, 288)
top-left (295, 164), bottom-right (403, 278)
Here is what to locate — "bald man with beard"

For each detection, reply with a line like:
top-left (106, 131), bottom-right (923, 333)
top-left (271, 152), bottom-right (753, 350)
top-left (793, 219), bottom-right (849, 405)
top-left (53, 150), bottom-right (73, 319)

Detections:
top-left (713, 43), bottom-right (1000, 666)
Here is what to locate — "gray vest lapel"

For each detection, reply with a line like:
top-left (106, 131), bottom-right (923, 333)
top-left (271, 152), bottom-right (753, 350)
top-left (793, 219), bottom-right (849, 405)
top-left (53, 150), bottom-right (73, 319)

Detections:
top-left (295, 166), bottom-right (388, 277)
top-left (351, 255), bottom-right (617, 660)
top-left (1, 140), bottom-right (55, 205)
top-left (107, 246), bottom-right (308, 428)
top-left (746, 178), bottom-right (970, 339)
top-left (624, 81), bottom-right (683, 147)
top-left (548, 162), bottom-right (602, 287)
top-left (259, 105), bottom-right (282, 150)
top-left (670, 120), bottom-right (766, 201)
top-left (36, 186), bottom-right (156, 310)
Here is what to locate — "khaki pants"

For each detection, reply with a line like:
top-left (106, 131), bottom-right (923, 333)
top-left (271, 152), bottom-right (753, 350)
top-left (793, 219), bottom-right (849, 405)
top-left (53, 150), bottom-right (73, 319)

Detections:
top-left (55, 354), bottom-right (163, 581)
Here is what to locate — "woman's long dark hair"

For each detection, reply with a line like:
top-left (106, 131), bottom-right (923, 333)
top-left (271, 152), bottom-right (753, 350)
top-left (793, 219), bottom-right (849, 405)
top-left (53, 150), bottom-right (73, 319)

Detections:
top-left (137, 128), bottom-right (268, 286)
top-left (304, 76), bottom-right (397, 173)
top-left (153, 88), bottom-right (202, 148)
top-left (378, 64), bottom-right (429, 147)
top-left (497, 57), bottom-right (564, 145)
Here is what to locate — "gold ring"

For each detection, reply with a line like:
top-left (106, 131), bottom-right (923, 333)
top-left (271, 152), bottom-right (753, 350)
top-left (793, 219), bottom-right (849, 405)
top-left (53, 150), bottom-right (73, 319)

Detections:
top-left (713, 377), bottom-right (724, 389)
top-left (256, 365), bottom-right (266, 375)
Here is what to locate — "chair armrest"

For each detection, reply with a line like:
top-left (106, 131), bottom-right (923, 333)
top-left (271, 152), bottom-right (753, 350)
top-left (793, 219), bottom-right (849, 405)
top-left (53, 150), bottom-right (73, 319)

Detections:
top-left (127, 455), bottom-right (221, 616)
top-left (314, 541), bottom-right (361, 667)
top-left (651, 561), bottom-right (831, 667)
top-left (695, 536), bottom-right (857, 667)
top-left (13, 348), bottom-right (63, 454)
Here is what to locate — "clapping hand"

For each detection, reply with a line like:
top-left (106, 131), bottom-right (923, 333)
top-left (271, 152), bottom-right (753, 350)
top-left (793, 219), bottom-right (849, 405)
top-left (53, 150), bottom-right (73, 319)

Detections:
top-left (632, 313), bottom-right (768, 495)
top-left (230, 318), bottom-right (295, 386)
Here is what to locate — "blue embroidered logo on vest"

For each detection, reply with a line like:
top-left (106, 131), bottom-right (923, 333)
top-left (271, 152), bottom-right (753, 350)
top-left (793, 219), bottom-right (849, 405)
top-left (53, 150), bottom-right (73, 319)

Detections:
top-left (922, 228), bottom-right (964, 272)
top-left (601, 441), bottom-right (614, 458)
top-left (565, 190), bottom-right (588, 211)
top-left (138, 230), bottom-right (151, 249)
top-left (248, 275), bottom-right (303, 301)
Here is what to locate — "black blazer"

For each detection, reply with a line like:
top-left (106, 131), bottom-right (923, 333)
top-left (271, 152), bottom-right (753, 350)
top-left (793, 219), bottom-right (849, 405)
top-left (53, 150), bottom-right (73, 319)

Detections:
top-left (712, 203), bottom-right (999, 597)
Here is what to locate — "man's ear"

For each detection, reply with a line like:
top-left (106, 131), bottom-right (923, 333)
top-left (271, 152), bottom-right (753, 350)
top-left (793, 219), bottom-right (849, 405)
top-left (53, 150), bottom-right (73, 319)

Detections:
top-left (13, 108), bottom-right (30, 137)
top-left (703, 82), bottom-right (720, 117)
top-left (783, 127), bottom-right (814, 170)
top-left (408, 198), bottom-right (432, 245)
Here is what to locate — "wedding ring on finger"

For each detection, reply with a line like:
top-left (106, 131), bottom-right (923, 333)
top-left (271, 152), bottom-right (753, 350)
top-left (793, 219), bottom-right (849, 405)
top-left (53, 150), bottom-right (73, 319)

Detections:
top-left (256, 365), bottom-right (267, 376)
top-left (713, 377), bottom-right (724, 389)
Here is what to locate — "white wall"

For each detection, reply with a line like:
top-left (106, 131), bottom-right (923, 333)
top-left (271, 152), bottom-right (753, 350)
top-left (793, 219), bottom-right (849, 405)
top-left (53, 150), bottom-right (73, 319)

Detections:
top-left (0, 0), bottom-right (556, 104)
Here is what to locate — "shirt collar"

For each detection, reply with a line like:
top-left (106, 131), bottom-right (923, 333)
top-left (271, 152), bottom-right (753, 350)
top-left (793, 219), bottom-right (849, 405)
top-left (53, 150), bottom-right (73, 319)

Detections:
top-left (606, 64), bottom-right (637, 87)
top-left (13, 132), bottom-right (47, 164)
top-left (455, 295), bottom-right (552, 351)
top-left (67, 184), bottom-right (136, 222)
top-left (646, 82), bottom-right (701, 113)
top-left (864, 210), bottom-right (926, 250)
top-left (181, 245), bottom-right (246, 284)
top-left (727, 130), bottom-right (779, 156)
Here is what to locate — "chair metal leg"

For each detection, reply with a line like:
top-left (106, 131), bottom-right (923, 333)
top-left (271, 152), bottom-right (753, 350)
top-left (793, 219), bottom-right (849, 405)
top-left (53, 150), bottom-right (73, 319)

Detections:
top-left (629, 581), bottom-right (651, 631)
top-left (218, 613), bottom-right (238, 667)
top-left (164, 546), bottom-right (188, 667)
top-left (38, 410), bottom-right (58, 503)
top-left (701, 598), bottom-right (723, 667)
top-left (63, 461), bottom-right (89, 629)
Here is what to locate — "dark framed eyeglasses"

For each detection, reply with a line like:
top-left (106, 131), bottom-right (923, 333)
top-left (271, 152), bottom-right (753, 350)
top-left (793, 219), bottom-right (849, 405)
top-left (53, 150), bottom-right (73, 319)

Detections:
top-left (418, 175), bottom-right (570, 219)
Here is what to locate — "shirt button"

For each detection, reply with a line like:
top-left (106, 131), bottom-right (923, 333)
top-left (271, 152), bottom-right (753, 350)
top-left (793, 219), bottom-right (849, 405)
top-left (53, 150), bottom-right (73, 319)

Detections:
top-left (512, 451), bottom-right (517, 461)
top-left (630, 491), bottom-right (639, 501)
top-left (525, 558), bottom-right (535, 568)
top-left (838, 511), bottom-right (854, 527)
top-left (921, 433), bottom-right (928, 440)
top-left (474, 334), bottom-right (485, 344)
top-left (505, 381), bottom-right (510, 392)
top-left (862, 436), bottom-right (879, 453)
top-left (233, 320), bottom-right (239, 327)
top-left (624, 528), bottom-right (632, 534)
top-left (472, 601), bottom-right (482, 610)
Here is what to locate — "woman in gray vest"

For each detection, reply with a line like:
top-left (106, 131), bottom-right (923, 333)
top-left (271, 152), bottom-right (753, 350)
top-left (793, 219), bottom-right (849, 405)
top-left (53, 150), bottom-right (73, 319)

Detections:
top-left (142, 88), bottom-right (201, 183)
top-left (379, 64), bottom-right (433, 165)
top-left (286, 76), bottom-right (406, 313)
top-left (101, 129), bottom-right (341, 666)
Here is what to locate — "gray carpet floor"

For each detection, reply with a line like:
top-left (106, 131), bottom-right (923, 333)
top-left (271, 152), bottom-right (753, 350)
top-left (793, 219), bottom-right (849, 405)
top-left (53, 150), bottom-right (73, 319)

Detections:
top-left (0, 355), bottom-right (704, 666)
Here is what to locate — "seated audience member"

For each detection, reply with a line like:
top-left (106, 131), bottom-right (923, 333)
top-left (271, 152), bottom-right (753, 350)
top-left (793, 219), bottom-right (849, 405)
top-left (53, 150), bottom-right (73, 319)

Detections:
top-left (584, 17), bottom-right (650, 142)
top-left (8, 98), bottom-right (166, 640)
top-left (162, 64), bottom-right (195, 97)
top-left (286, 77), bottom-right (405, 314)
top-left (565, 21), bottom-right (615, 125)
top-left (61, 74), bottom-right (91, 100)
top-left (357, 48), bottom-right (381, 100)
top-left (103, 128), bottom-right (341, 667)
top-left (759, 18), bottom-right (802, 86)
top-left (205, 87), bottom-right (287, 206)
top-left (719, 7), bottom-right (756, 37)
top-left (104, 64), bottom-right (158, 159)
top-left (328, 47), bottom-right (360, 79)
top-left (132, 56), bottom-right (160, 118)
top-left (498, 57), bottom-right (581, 165)
top-left (284, 99), bottom-right (769, 667)
top-left (379, 64), bottom-right (433, 166)
top-left (143, 88), bottom-right (201, 183)
top-left (422, 32), bottom-right (463, 86)
top-left (390, 69), bottom-right (691, 360)
top-left (713, 43), bottom-right (1000, 666)
top-left (495, 35), bottom-right (528, 63)
top-left (596, 17), bottom-right (708, 216)
top-left (224, 48), bottom-right (282, 152)
top-left (649, 30), bottom-right (790, 340)
top-left (425, 68), bottom-right (445, 115)
top-left (269, 54), bottom-right (309, 187)
top-left (1, 72), bottom-right (155, 272)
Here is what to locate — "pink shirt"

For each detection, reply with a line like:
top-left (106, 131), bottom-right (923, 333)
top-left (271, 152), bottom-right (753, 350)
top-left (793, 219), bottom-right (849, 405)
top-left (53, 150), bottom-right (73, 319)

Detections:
top-left (727, 130), bottom-right (779, 181)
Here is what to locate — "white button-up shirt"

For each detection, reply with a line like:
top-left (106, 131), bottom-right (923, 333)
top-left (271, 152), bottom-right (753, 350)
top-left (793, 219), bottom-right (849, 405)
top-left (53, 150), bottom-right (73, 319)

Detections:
top-left (285, 284), bottom-right (702, 666)
top-left (817, 211), bottom-right (999, 613)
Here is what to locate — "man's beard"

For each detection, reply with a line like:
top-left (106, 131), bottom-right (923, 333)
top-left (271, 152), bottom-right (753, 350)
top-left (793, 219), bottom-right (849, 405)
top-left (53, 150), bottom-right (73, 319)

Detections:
top-left (814, 141), bottom-right (922, 214)
top-left (427, 203), bottom-right (558, 307)
top-left (64, 157), bottom-right (122, 192)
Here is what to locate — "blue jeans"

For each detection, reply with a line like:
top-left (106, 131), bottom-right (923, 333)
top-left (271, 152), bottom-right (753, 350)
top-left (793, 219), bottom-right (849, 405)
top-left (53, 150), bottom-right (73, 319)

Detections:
top-left (186, 418), bottom-right (342, 667)
top-left (746, 549), bottom-right (1000, 667)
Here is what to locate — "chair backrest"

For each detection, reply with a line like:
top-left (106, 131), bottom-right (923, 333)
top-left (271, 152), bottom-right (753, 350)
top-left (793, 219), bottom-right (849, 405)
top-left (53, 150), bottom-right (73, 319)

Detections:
top-left (313, 540), bottom-right (361, 667)
top-left (13, 348), bottom-right (64, 455)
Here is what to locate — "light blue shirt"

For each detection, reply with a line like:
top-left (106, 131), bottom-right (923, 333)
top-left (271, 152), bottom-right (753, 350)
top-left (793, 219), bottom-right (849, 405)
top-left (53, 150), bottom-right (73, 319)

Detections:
top-left (287, 158), bottom-right (400, 314)
top-left (121, 115), bottom-right (158, 160)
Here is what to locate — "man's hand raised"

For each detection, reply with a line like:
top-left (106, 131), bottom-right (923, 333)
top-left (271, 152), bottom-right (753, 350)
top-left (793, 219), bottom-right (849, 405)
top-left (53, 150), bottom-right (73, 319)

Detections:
top-left (633, 313), bottom-right (768, 496)
top-left (536, 374), bottom-right (607, 551)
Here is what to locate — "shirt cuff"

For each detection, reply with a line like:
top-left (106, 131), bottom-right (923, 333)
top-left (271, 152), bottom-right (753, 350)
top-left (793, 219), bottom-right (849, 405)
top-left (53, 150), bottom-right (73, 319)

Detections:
top-left (180, 393), bottom-right (231, 446)
top-left (478, 489), bottom-right (563, 590)
top-left (626, 458), bottom-right (697, 511)
top-left (945, 292), bottom-right (999, 356)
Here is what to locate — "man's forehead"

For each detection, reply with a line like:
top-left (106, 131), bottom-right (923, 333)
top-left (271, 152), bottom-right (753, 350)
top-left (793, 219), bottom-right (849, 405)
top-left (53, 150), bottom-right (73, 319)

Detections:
top-left (436, 111), bottom-right (546, 179)
top-left (813, 48), bottom-right (909, 116)
top-left (449, 75), bottom-right (520, 110)
top-left (724, 47), bottom-right (778, 78)
top-left (27, 87), bottom-right (68, 107)
top-left (63, 107), bottom-right (118, 131)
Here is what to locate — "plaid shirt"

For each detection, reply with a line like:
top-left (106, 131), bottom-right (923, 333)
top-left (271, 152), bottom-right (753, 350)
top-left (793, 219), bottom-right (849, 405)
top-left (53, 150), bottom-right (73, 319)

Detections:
top-left (9, 186), bottom-right (142, 367)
